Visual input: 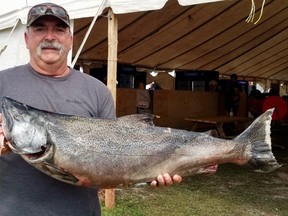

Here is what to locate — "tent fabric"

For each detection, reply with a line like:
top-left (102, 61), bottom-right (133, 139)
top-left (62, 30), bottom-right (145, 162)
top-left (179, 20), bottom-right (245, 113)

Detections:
top-left (1, 1), bottom-right (287, 85)
top-left (0, 24), bottom-right (29, 69)
top-left (0, 0), bottom-right (223, 30)
top-left (0, 0), bottom-right (222, 70)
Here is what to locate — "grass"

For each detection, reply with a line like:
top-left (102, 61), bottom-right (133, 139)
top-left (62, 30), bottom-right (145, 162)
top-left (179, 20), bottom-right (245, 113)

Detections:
top-left (101, 148), bottom-right (288, 216)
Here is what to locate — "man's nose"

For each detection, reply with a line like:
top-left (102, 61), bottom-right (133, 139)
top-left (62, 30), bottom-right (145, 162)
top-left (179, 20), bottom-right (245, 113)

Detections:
top-left (44, 29), bottom-right (56, 40)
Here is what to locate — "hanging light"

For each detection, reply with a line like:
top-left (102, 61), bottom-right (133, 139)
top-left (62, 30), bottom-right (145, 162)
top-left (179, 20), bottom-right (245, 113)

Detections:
top-left (150, 70), bottom-right (158, 77)
top-left (168, 70), bottom-right (175, 77)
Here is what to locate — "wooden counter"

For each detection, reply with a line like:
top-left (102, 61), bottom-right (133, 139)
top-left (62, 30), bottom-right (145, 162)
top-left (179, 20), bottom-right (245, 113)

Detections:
top-left (185, 115), bottom-right (252, 138)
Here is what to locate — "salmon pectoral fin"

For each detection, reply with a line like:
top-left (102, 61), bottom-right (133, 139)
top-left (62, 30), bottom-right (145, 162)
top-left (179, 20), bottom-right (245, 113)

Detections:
top-left (42, 161), bottom-right (79, 183)
top-left (199, 164), bottom-right (218, 175)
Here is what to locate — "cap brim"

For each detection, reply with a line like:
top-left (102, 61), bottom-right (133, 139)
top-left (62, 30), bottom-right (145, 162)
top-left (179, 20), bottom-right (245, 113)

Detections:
top-left (27, 14), bottom-right (70, 27)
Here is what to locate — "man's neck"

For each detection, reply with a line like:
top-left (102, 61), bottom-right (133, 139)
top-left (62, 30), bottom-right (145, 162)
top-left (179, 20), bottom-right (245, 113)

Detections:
top-left (29, 61), bottom-right (70, 77)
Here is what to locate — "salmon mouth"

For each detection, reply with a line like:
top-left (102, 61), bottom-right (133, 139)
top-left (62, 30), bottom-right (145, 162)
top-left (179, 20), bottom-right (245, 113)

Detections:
top-left (22, 145), bottom-right (49, 161)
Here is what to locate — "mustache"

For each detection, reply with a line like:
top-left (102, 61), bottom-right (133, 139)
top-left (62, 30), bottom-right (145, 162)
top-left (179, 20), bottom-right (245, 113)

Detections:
top-left (37, 40), bottom-right (65, 56)
top-left (39, 40), bottom-right (63, 50)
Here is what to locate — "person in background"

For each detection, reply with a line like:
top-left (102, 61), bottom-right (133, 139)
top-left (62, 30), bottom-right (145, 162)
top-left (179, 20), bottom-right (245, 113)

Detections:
top-left (224, 73), bottom-right (241, 116)
top-left (262, 83), bottom-right (287, 125)
top-left (248, 85), bottom-right (264, 118)
top-left (136, 82), bottom-right (151, 114)
top-left (138, 82), bottom-right (145, 89)
top-left (0, 3), bottom-right (181, 216)
top-left (208, 79), bottom-right (219, 92)
top-left (249, 85), bottom-right (261, 98)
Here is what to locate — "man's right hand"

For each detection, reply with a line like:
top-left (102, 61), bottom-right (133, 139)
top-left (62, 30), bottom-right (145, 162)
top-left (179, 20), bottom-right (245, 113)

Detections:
top-left (0, 113), bottom-right (11, 155)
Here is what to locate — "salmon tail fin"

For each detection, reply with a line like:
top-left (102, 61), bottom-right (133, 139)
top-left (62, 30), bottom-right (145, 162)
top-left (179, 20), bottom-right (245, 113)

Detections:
top-left (234, 108), bottom-right (281, 173)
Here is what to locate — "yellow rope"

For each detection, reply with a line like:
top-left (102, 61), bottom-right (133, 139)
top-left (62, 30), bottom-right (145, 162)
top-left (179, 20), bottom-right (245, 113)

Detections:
top-left (246, 0), bottom-right (255, 23)
top-left (254, 0), bottom-right (266, 24)
top-left (246, 0), bottom-right (266, 24)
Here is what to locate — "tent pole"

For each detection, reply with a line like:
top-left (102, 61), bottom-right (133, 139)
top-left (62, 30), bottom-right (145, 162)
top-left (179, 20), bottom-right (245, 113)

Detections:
top-left (71, 0), bottom-right (107, 67)
top-left (107, 8), bottom-right (118, 105)
top-left (0, 19), bottom-right (19, 56)
top-left (105, 8), bottom-right (118, 209)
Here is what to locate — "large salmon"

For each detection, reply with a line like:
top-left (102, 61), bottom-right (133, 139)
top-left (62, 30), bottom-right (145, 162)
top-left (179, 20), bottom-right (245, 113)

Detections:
top-left (1, 97), bottom-right (281, 189)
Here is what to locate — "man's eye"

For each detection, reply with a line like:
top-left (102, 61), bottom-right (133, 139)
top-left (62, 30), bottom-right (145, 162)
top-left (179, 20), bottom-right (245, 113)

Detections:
top-left (56, 27), bottom-right (66, 32)
top-left (35, 27), bottom-right (45, 32)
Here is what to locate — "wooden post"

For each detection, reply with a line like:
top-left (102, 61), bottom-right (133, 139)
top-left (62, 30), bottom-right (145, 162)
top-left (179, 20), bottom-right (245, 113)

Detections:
top-left (107, 8), bottom-right (118, 105)
top-left (105, 188), bottom-right (115, 209)
top-left (105, 8), bottom-right (118, 209)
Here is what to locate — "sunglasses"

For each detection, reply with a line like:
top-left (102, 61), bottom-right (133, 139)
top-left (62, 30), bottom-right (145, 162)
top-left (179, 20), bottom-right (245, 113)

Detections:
top-left (27, 4), bottom-right (69, 26)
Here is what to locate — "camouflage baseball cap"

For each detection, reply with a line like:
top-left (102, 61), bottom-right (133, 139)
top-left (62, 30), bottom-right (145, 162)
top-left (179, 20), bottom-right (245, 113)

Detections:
top-left (27, 2), bottom-right (70, 27)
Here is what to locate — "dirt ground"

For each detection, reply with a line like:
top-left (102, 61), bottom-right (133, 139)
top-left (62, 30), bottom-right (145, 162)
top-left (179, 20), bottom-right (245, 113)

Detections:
top-left (270, 147), bottom-right (288, 199)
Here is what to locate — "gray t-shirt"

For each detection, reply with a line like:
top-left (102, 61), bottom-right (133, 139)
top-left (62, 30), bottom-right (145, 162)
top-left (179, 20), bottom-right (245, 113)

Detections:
top-left (0, 64), bottom-right (116, 216)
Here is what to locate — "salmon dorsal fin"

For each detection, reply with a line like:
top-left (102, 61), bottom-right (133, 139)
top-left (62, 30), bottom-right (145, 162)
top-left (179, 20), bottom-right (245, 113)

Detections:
top-left (203, 129), bottom-right (219, 138)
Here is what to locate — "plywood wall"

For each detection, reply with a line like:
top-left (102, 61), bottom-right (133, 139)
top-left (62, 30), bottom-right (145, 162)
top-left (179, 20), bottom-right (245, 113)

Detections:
top-left (117, 89), bottom-right (221, 129)
top-left (152, 90), bottom-right (218, 129)
top-left (116, 88), bottom-right (137, 116)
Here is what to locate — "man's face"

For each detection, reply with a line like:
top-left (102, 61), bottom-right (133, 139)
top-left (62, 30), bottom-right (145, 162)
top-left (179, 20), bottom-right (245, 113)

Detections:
top-left (25, 16), bottom-right (72, 65)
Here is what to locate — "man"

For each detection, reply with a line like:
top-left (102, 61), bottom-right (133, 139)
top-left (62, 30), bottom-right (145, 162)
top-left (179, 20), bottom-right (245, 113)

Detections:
top-left (224, 73), bottom-right (241, 116)
top-left (0, 3), bottom-right (181, 216)
top-left (262, 83), bottom-right (287, 123)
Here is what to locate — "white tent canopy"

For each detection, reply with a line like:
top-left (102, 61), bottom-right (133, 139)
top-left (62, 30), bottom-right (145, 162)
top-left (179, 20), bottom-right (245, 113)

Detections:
top-left (0, 0), bottom-right (222, 70)
top-left (0, 0), bottom-right (222, 30)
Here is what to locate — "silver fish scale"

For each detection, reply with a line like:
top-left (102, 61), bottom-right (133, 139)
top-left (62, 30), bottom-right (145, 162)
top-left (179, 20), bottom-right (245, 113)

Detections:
top-left (52, 115), bottom-right (201, 157)
top-left (45, 115), bottom-right (210, 184)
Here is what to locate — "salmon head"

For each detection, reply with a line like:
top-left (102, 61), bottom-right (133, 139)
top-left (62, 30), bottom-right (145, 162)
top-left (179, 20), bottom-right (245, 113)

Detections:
top-left (1, 97), bottom-right (48, 155)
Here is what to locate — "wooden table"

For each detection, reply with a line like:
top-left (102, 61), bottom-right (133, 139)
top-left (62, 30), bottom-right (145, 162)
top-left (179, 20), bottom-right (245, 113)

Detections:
top-left (185, 116), bottom-right (252, 138)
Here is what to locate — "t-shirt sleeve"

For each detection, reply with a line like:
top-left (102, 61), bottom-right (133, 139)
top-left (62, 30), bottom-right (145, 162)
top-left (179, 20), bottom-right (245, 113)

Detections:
top-left (99, 89), bottom-right (116, 120)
